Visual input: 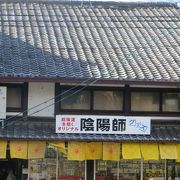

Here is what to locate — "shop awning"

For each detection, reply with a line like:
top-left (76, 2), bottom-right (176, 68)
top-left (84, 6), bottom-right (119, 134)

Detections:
top-left (0, 120), bottom-right (179, 142)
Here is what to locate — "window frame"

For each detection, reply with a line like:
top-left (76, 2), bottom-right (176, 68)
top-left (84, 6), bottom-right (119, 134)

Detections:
top-left (58, 85), bottom-right (125, 115)
top-left (130, 88), bottom-right (161, 113)
top-left (92, 88), bottom-right (124, 112)
top-left (130, 87), bottom-right (180, 115)
top-left (60, 87), bottom-right (92, 112)
top-left (162, 92), bottom-right (180, 113)
top-left (0, 83), bottom-right (28, 113)
top-left (57, 84), bottom-right (180, 116)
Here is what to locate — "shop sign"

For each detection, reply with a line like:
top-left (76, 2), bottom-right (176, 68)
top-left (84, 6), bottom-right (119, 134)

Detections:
top-left (56, 115), bottom-right (151, 135)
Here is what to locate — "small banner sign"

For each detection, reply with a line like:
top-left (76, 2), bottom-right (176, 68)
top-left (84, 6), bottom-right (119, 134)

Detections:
top-left (56, 115), bottom-right (151, 135)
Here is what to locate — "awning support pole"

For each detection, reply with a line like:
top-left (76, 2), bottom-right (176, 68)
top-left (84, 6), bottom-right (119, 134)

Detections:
top-left (56, 148), bottom-right (59, 180)
top-left (165, 159), bottom-right (167, 180)
top-left (140, 158), bottom-right (143, 180)
top-left (85, 160), bottom-right (87, 180)
top-left (94, 160), bottom-right (96, 180)
top-left (117, 161), bottom-right (120, 180)
top-left (28, 160), bottom-right (30, 180)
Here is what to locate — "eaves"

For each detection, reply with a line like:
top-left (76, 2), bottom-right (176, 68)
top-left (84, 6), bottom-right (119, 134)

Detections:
top-left (0, 76), bottom-right (180, 87)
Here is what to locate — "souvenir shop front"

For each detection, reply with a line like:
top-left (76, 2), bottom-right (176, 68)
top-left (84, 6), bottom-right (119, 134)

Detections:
top-left (2, 141), bottom-right (179, 180)
top-left (25, 143), bottom-right (180, 180)
top-left (0, 115), bottom-right (179, 180)
top-left (3, 141), bottom-right (178, 180)
top-left (22, 145), bottom-right (179, 180)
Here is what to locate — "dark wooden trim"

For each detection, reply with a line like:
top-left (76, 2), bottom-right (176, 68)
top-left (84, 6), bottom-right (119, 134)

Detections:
top-left (22, 82), bottom-right (28, 119)
top-left (60, 85), bottom-right (124, 91)
top-left (90, 89), bottom-right (93, 112)
top-left (60, 86), bottom-right (180, 94)
top-left (58, 85), bottom-right (180, 116)
top-left (7, 107), bottom-right (23, 112)
top-left (159, 91), bottom-right (163, 112)
top-left (0, 83), bottom-right (24, 86)
top-left (59, 110), bottom-right (180, 116)
top-left (5, 116), bottom-right (55, 122)
top-left (130, 87), bottom-right (180, 92)
top-left (124, 84), bottom-right (130, 115)
top-left (55, 83), bottom-right (61, 116)
top-left (59, 110), bottom-right (125, 116)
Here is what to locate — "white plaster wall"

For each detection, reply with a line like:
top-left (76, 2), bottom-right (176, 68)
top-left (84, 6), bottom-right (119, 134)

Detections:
top-left (28, 82), bottom-right (55, 117)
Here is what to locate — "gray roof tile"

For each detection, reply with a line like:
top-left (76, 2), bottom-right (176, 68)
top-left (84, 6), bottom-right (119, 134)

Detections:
top-left (0, 2), bottom-right (180, 81)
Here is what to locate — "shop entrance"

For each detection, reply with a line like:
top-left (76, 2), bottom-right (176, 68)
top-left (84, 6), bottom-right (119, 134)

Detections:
top-left (0, 159), bottom-right (17, 180)
top-left (0, 159), bottom-right (26, 180)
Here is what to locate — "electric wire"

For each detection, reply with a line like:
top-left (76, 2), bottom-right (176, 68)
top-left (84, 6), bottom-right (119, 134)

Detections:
top-left (4, 78), bottom-right (98, 128)
top-left (4, 78), bottom-right (93, 123)
top-left (3, 78), bottom-right (99, 128)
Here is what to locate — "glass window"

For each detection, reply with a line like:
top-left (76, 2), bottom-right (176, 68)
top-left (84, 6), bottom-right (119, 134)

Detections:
top-left (29, 158), bottom-right (57, 179)
top-left (7, 87), bottom-right (22, 108)
top-left (61, 90), bottom-right (90, 110)
top-left (96, 160), bottom-right (141, 180)
top-left (162, 93), bottom-right (180, 112)
top-left (93, 91), bottom-right (123, 111)
top-left (96, 161), bottom-right (118, 179)
top-left (58, 152), bottom-right (85, 179)
top-left (143, 160), bottom-right (165, 179)
top-left (29, 145), bottom-right (85, 180)
top-left (131, 92), bottom-right (159, 111)
top-left (167, 160), bottom-right (180, 179)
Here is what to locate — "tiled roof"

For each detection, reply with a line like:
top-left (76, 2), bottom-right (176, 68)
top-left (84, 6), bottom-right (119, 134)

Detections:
top-left (0, 2), bottom-right (180, 82)
top-left (0, 121), bottom-right (179, 142)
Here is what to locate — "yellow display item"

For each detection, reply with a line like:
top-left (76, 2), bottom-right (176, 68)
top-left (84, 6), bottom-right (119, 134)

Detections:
top-left (122, 143), bottom-right (141, 159)
top-left (68, 142), bottom-right (86, 161)
top-left (28, 141), bottom-right (46, 159)
top-left (48, 141), bottom-right (67, 154)
top-left (10, 140), bottom-right (27, 159)
top-left (0, 140), bottom-right (7, 159)
top-left (85, 142), bottom-right (102, 160)
top-left (103, 142), bottom-right (120, 161)
top-left (141, 143), bottom-right (159, 160)
top-left (159, 143), bottom-right (177, 159)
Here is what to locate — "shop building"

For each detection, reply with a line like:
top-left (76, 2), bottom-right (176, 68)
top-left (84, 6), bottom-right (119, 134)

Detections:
top-left (0, 0), bottom-right (179, 179)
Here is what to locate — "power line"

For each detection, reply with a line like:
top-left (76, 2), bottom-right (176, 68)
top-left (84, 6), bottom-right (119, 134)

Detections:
top-left (3, 78), bottom-right (99, 128)
top-left (4, 78), bottom-right (93, 123)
